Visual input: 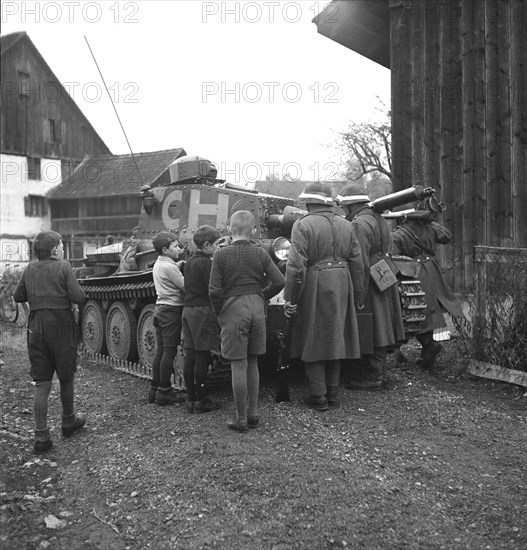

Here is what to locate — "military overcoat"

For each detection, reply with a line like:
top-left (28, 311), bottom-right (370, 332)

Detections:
top-left (284, 206), bottom-right (364, 362)
top-left (390, 220), bottom-right (464, 332)
top-left (347, 208), bottom-right (406, 348)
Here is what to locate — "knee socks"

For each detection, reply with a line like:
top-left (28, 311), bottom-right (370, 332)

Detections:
top-left (246, 355), bottom-right (259, 418)
top-left (159, 347), bottom-right (179, 390)
top-left (230, 358), bottom-right (248, 422)
top-left (60, 378), bottom-right (75, 418)
top-left (231, 355), bottom-right (259, 422)
top-left (183, 349), bottom-right (210, 401)
top-left (34, 379), bottom-right (52, 432)
top-left (34, 380), bottom-right (51, 441)
top-left (183, 347), bottom-right (196, 400)
top-left (194, 351), bottom-right (210, 402)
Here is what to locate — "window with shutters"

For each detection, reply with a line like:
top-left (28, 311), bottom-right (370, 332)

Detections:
top-left (24, 195), bottom-right (47, 217)
top-left (27, 157), bottom-right (41, 180)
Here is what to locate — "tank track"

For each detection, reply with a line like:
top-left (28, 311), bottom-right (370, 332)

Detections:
top-left (79, 280), bottom-right (156, 300)
top-left (81, 348), bottom-right (231, 390)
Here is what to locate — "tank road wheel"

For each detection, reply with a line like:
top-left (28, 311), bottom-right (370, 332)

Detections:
top-left (137, 304), bottom-right (157, 370)
top-left (81, 300), bottom-right (107, 354)
top-left (105, 301), bottom-right (138, 362)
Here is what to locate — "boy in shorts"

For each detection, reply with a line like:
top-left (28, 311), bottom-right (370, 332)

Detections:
top-left (14, 231), bottom-right (86, 454)
top-left (149, 231), bottom-right (186, 405)
top-left (209, 211), bottom-right (285, 432)
top-left (182, 225), bottom-right (222, 414)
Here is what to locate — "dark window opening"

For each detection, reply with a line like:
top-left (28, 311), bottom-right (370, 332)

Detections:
top-left (86, 196), bottom-right (142, 217)
top-left (48, 119), bottom-right (62, 144)
top-left (50, 199), bottom-right (78, 218)
top-left (27, 157), bottom-right (41, 180)
top-left (24, 195), bottom-right (47, 217)
top-left (18, 71), bottom-right (30, 96)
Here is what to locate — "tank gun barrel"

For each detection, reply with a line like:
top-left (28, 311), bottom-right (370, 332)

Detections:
top-left (382, 209), bottom-right (433, 223)
top-left (369, 185), bottom-right (435, 213)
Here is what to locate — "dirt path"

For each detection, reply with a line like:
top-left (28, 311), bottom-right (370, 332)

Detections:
top-left (1, 322), bottom-right (526, 550)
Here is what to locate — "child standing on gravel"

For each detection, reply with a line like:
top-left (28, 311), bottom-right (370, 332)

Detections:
top-left (182, 225), bottom-right (222, 414)
top-left (14, 231), bottom-right (86, 454)
top-left (149, 231), bottom-right (186, 406)
top-left (209, 211), bottom-right (285, 432)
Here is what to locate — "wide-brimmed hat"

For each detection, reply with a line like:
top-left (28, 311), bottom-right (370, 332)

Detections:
top-left (336, 182), bottom-right (370, 205)
top-left (298, 182), bottom-right (334, 205)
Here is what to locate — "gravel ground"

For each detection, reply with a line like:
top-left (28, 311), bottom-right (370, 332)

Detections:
top-left (1, 321), bottom-right (526, 550)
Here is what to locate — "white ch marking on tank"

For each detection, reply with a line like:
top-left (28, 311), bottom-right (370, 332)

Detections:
top-left (161, 188), bottom-right (183, 229)
top-left (188, 188), bottom-right (230, 228)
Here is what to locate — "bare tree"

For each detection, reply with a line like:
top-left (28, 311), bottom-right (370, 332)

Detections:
top-left (338, 102), bottom-right (392, 182)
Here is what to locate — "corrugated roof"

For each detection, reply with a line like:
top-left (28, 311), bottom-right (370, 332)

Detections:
top-left (0, 31), bottom-right (26, 56)
top-left (48, 148), bottom-right (186, 199)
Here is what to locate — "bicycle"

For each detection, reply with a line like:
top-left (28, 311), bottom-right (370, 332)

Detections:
top-left (0, 264), bottom-right (29, 324)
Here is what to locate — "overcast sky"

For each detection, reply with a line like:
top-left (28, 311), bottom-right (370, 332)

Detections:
top-left (2, 0), bottom-right (390, 184)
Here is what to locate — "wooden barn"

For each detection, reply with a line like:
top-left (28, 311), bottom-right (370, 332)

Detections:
top-left (0, 31), bottom-right (110, 262)
top-left (47, 148), bottom-right (186, 260)
top-left (314, 0), bottom-right (527, 293)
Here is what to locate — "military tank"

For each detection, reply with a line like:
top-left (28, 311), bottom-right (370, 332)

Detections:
top-left (76, 155), bottom-right (304, 382)
top-left (76, 155), bottom-right (430, 383)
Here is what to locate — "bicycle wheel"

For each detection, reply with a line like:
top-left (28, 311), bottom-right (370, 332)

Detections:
top-left (0, 296), bottom-right (19, 323)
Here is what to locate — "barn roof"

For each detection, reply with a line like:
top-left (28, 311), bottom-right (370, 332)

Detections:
top-left (313, 0), bottom-right (390, 69)
top-left (48, 148), bottom-right (186, 199)
top-left (0, 31), bottom-right (26, 56)
top-left (1, 31), bottom-right (111, 155)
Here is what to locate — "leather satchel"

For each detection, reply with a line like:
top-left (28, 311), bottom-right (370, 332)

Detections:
top-left (370, 258), bottom-right (398, 293)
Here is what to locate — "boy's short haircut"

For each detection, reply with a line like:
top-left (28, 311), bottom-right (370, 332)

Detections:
top-left (229, 210), bottom-right (255, 237)
top-left (33, 231), bottom-right (62, 260)
top-left (193, 225), bottom-right (221, 249)
top-left (152, 231), bottom-right (177, 254)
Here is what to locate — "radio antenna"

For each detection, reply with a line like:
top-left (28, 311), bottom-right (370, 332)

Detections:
top-left (84, 35), bottom-right (144, 186)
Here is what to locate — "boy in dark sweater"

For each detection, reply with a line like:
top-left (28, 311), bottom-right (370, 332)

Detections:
top-left (14, 231), bottom-right (86, 454)
top-left (182, 225), bottom-right (222, 414)
top-left (209, 211), bottom-right (285, 432)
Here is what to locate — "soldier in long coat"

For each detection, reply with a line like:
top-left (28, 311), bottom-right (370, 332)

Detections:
top-left (284, 182), bottom-right (364, 411)
top-left (338, 183), bottom-right (406, 389)
top-left (389, 203), bottom-right (464, 368)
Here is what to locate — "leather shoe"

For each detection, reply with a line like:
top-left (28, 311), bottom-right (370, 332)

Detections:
top-left (303, 395), bottom-right (329, 411)
top-left (34, 440), bottom-right (53, 454)
top-left (155, 389), bottom-right (186, 406)
top-left (421, 342), bottom-right (443, 369)
top-left (247, 416), bottom-right (259, 428)
top-left (227, 419), bottom-right (249, 433)
top-left (194, 399), bottom-right (221, 414)
top-left (148, 387), bottom-right (157, 403)
top-left (62, 414), bottom-right (86, 437)
top-left (326, 387), bottom-right (339, 406)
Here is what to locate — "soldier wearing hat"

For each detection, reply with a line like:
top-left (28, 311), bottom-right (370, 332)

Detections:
top-left (337, 183), bottom-right (406, 389)
top-left (283, 182), bottom-right (364, 411)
